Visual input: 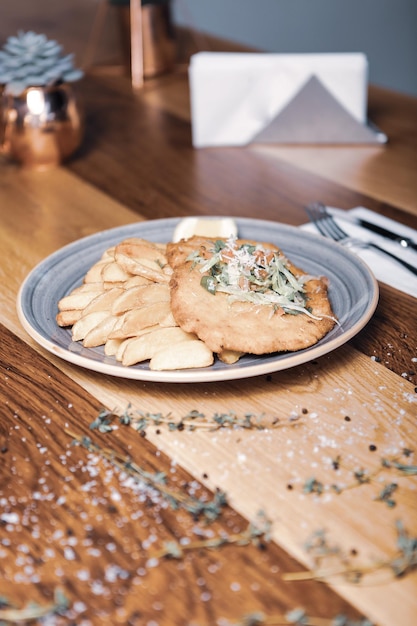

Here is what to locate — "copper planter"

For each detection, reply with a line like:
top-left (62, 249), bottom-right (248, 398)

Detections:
top-left (0, 83), bottom-right (83, 170)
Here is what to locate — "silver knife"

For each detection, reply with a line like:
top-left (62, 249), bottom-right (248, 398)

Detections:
top-left (333, 211), bottom-right (417, 251)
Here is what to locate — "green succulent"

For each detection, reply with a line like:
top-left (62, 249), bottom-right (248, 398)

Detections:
top-left (0, 31), bottom-right (83, 96)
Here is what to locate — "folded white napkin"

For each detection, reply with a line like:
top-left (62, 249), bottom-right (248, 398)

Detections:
top-left (301, 207), bottom-right (417, 298)
top-left (189, 52), bottom-right (385, 148)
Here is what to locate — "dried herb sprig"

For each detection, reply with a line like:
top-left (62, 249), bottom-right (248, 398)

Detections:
top-left (150, 510), bottom-right (271, 559)
top-left (65, 428), bottom-right (227, 522)
top-left (283, 520), bottom-right (417, 584)
top-left (230, 609), bottom-right (373, 625)
top-left (302, 450), bottom-right (416, 507)
top-left (90, 405), bottom-right (303, 434)
top-left (0, 589), bottom-right (69, 623)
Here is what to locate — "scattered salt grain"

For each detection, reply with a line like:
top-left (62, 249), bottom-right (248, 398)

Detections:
top-left (64, 547), bottom-right (76, 560)
top-left (207, 563), bottom-right (220, 574)
top-left (91, 580), bottom-right (106, 595)
top-left (201, 591), bottom-right (211, 601)
top-left (110, 488), bottom-right (122, 502)
top-left (87, 548), bottom-right (101, 557)
top-left (0, 512), bottom-right (19, 525)
top-left (179, 537), bottom-right (191, 546)
top-left (104, 564), bottom-right (129, 582)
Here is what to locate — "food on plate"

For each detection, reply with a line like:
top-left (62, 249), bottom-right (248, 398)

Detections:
top-left (167, 235), bottom-right (336, 355)
top-left (56, 232), bottom-right (336, 370)
top-left (56, 238), bottom-right (212, 370)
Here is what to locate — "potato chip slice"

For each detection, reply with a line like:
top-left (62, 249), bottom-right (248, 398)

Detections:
top-left (115, 239), bottom-right (167, 264)
top-left (56, 309), bottom-right (83, 327)
top-left (124, 275), bottom-right (153, 289)
top-left (150, 340), bottom-right (214, 371)
top-left (111, 283), bottom-right (170, 315)
top-left (83, 287), bottom-right (125, 315)
top-left (114, 326), bottom-right (161, 362)
top-left (159, 311), bottom-right (178, 328)
top-left (69, 283), bottom-right (104, 294)
top-left (101, 261), bottom-right (132, 283)
top-left (122, 327), bottom-right (196, 366)
top-left (109, 301), bottom-right (172, 339)
top-left (104, 337), bottom-right (125, 357)
top-left (115, 253), bottom-right (170, 283)
top-left (84, 259), bottom-right (108, 283)
top-left (83, 314), bottom-right (119, 348)
top-left (218, 350), bottom-right (245, 364)
top-left (71, 311), bottom-right (110, 342)
top-left (58, 289), bottom-right (105, 311)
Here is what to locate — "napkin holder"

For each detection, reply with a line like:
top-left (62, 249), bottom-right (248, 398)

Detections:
top-left (189, 52), bottom-right (387, 148)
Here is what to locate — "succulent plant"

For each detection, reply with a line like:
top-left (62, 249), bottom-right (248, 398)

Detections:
top-left (0, 31), bottom-right (83, 97)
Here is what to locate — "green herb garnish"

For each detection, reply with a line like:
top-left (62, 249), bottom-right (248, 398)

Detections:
top-left (65, 428), bottom-right (227, 522)
top-left (284, 521), bottom-right (417, 584)
top-left (189, 236), bottom-right (323, 319)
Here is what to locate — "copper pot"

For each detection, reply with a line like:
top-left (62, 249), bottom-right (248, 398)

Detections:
top-left (0, 83), bottom-right (83, 170)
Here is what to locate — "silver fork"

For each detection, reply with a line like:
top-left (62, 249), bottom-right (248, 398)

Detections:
top-left (305, 202), bottom-right (417, 277)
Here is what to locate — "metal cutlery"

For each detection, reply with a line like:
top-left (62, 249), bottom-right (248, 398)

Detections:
top-left (334, 212), bottom-right (417, 251)
top-left (305, 202), bottom-right (417, 277)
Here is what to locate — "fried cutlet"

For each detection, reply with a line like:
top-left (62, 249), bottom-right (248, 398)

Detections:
top-left (167, 236), bottom-right (336, 355)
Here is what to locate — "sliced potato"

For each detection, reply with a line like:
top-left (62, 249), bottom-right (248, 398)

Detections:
top-left (163, 266), bottom-right (174, 279)
top-left (71, 311), bottom-right (110, 342)
top-left (84, 259), bottom-right (108, 283)
top-left (83, 287), bottom-right (125, 315)
top-left (116, 253), bottom-right (171, 283)
top-left (101, 261), bottom-right (132, 283)
top-left (150, 340), bottom-right (214, 371)
top-left (103, 281), bottom-right (128, 290)
top-left (111, 283), bottom-right (170, 316)
top-left (115, 239), bottom-right (167, 264)
top-left (114, 324), bottom-right (163, 360)
top-left (104, 337), bottom-right (125, 357)
top-left (101, 246), bottom-right (116, 259)
top-left (218, 349), bottom-right (245, 364)
top-left (109, 301), bottom-right (172, 339)
top-left (69, 283), bottom-right (104, 294)
top-left (58, 288), bottom-right (105, 311)
top-left (55, 236), bottom-right (229, 372)
top-left (83, 314), bottom-right (119, 348)
top-left (115, 324), bottom-right (165, 361)
top-left (159, 310), bottom-right (178, 328)
top-left (56, 309), bottom-right (83, 327)
top-left (122, 327), bottom-right (196, 366)
top-left (123, 275), bottom-right (153, 289)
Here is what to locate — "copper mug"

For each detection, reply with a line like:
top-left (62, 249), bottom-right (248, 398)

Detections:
top-left (0, 83), bottom-right (83, 169)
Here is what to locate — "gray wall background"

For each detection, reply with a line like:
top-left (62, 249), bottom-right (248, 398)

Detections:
top-left (173, 0), bottom-right (417, 97)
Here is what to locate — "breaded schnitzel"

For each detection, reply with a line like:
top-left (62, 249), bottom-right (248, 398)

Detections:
top-left (167, 236), bottom-right (336, 355)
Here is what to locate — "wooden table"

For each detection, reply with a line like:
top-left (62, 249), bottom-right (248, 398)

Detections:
top-left (1, 61), bottom-right (417, 626)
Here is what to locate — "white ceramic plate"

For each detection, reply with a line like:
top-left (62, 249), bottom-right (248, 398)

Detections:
top-left (17, 217), bottom-right (379, 383)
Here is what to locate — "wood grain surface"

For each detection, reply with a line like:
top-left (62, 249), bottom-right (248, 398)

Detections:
top-left (1, 162), bottom-right (416, 626)
top-left (1, 322), bottom-right (368, 626)
top-left (1, 5), bottom-right (417, 626)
